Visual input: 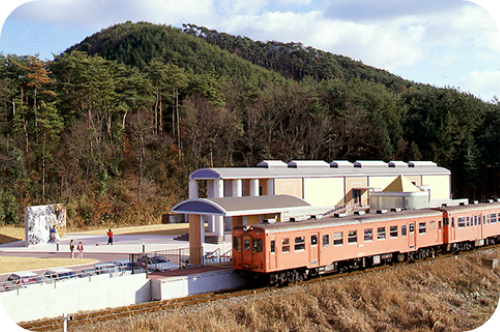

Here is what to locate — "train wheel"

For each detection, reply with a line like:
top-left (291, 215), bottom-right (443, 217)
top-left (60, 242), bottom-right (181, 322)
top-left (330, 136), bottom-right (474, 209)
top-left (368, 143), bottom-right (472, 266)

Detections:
top-left (397, 253), bottom-right (406, 263)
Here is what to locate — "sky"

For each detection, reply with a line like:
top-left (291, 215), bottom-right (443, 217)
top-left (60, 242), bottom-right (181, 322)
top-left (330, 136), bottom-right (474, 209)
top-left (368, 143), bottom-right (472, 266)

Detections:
top-left (1, 1), bottom-right (500, 102)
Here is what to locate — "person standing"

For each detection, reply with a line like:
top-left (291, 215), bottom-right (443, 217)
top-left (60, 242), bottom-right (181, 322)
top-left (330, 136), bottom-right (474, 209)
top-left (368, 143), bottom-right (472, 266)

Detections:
top-left (50, 225), bottom-right (57, 242)
top-left (77, 242), bottom-right (84, 259)
top-left (107, 229), bottom-right (113, 245)
top-left (69, 240), bottom-right (75, 258)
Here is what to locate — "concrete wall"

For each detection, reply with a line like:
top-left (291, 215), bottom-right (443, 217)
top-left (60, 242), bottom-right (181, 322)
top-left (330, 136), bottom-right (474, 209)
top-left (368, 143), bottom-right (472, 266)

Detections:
top-left (422, 175), bottom-right (450, 200)
top-left (0, 273), bottom-right (150, 323)
top-left (303, 177), bottom-right (343, 208)
top-left (151, 270), bottom-right (246, 301)
top-left (275, 178), bottom-right (303, 198)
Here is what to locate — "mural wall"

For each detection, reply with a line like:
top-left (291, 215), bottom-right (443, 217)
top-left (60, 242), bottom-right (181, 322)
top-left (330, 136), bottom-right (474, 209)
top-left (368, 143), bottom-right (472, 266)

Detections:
top-left (25, 204), bottom-right (66, 246)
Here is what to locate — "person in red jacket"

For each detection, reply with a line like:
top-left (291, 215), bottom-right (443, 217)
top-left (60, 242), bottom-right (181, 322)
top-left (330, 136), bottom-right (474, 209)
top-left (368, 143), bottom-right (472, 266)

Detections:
top-left (107, 229), bottom-right (113, 245)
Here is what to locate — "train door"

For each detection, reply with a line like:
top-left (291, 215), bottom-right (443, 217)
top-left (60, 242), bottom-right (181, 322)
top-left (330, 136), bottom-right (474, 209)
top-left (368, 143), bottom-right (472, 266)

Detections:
top-left (477, 214), bottom-right (482, 241)
top-left (242, 235), bottom-right (253, 268)
top-left (269, 237), bottom-right (276, 270)
top-left (310, 233), bottom-right (319, 265)
top-left (409, 222), bottom-right (415, 249)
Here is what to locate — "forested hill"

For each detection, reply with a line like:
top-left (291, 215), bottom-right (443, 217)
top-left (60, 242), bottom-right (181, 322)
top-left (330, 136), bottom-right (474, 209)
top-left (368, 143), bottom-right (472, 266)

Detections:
top-left (1, 21), bottom-right (499, 228)
top-left (67, 21), bottom-right (412, 92)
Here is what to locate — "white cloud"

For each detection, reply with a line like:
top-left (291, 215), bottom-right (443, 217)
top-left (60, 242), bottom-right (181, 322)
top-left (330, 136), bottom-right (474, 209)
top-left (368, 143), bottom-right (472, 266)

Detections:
top-left (278, 0), bottom-right (313, 5)
top-left (459, 70), bottom-right (500, 101)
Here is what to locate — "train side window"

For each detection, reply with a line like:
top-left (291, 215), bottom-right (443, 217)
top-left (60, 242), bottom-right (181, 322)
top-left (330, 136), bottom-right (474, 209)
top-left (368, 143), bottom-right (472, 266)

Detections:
top-left (334, 232), bottom-right (343, 246)
top-left (483, 216), bottom-right (486, 225)
top-left (430, 221), bottom-right (435, 231)
top-left (323, 234), bottom-right (329, 247)
top-left (419, 222), bottom-right (426, 234)
top-left (244, 238), bottom-right (250, 251)
top-left (390, 226), bottom-right (398, 238)
top-left (491, 213), bottom-right (497, 223)
top-left (402, 225), bottom-right (407, 236)
top-left (253, 239), bottom-right (263, 253)
top-left (364, 228), bottom-right (373, 242)
top-left (409, 223), bottom-right (415, 233)
top-left (377, 227), bottom-right (386, 240)
top-left (478, 216), bottom-right (481, 225)
top-left (270, 240), bottom-right (275, 253)
top-left (466, 216), bottom-right (470, 227)
top-left (474, 216), bottom-right (477, 226)
top-left (348, 231), bottom-right (357, 244)
top-left (311, 234), bottom-right (318, 246)
top-left (233, 237), bottom-right (241, 251)
top-left (451, 218), bottom-right (454, 228)
top-left (439, 220), bottom-right (442, 230)
top-left (282, 238), bottom-right (290, 253)
top-left (487, 214), bottom-right (490, 224)
top-left (295, 236), bottom-right (305, 251)
top-left (458, 217), bottom-right (465, 228)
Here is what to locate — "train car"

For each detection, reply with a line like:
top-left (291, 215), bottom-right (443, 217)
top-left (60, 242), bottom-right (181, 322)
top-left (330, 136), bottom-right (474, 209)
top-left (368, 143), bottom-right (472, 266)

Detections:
top-left (233, 209), bottom-right (443, 284)
top-left (438, 202), bottom-right (500, 251)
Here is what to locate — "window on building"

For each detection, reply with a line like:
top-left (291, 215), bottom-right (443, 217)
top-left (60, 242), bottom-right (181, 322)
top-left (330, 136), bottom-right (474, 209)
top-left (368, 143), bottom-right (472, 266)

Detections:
top-left (364, 228), bottom-right (373, 242)
top-left (270, 240), bottom-right (275, 253)
top-left (377, 227), bottom-right (386, 240)
top-left (295, 236), bottom-right (305, 251)
top-left (253, 239), bottom-right (263, 252)
top-left (348, 231), bottom-right (357, 244)
top-left (458, 217), bottom-right (466, 228)
top-left (402, 225), bottom-right (407, 236)
top-left (334, 232), bottom-right (343, 246)
top-left (282, 238), bottom-right (290, 253)
top-left (419, 222), bottom-right (426, 234)
top-left (323, 234), bottom-right (330, 247)
top-left (311, 234), bottom-right (318, 246)
top-left (390, 226), bottom-right (398, 238)
top-left (430, 221), bottom-right (435, 231)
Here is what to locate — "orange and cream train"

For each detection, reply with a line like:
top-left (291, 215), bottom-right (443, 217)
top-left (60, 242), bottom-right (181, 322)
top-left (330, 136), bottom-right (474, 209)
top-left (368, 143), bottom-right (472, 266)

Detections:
top-left (232, 202), bottom-right (500, 285)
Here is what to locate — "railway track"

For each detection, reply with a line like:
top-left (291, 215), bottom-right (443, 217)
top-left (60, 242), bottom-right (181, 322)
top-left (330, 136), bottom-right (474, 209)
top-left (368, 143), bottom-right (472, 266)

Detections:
top-left (19, 243), bottom-right (500, 331)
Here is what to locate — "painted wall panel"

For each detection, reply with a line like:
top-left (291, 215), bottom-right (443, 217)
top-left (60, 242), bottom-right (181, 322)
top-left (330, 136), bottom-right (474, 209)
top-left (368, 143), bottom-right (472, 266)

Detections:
top-left (368, 176), bottom-right (396, 191)
top-left (275, 178), bottom-right (303, 198)
top-left (246, 215), bottom-right (259, 225)
top-left (422, 175), bottom-right (450, 200)
top-left (303, 178), bottom-right (344, 208)
top-left (25, 204), bottom-right (66, 246)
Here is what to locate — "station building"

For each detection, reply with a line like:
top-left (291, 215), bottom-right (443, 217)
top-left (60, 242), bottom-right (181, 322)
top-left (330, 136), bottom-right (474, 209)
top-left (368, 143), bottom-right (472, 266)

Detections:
top-left (171, 160), bottom-right (452, 262)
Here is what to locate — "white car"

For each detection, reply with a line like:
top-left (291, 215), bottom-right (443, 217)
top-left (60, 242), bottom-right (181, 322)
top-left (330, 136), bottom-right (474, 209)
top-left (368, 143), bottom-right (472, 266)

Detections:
top-left (41, 268), bottom-right (76, 283)
top-left (138, 255), bottom-right (179, 272)
top-left (3, 271), bottom-right (42, 291)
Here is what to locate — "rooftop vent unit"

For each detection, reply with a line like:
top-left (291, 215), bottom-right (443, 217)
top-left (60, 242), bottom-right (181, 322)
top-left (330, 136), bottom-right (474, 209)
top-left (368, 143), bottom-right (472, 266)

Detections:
top-left (408, 161), bottom-right (437, 168)
top-left (459, 202), bottom-right (469, 206)
top-left (256, 160), bottom-right (287, 168)
top-left (390, 208), bottom-right (402, 212)
top-left (354, 211), bottom-right (366, 216)
top-left (334, 213), bottom-right (347, 218)
top-left (388, 161), bottom-right (408, 168)
top-left (288, 160), bottom-right (329, 168)
top-left (330, 160), bottom-right (354, 168)
top-left (353, 160), bottom-right (388, 168)
top-left (376, 209), bottom-right (388, 214)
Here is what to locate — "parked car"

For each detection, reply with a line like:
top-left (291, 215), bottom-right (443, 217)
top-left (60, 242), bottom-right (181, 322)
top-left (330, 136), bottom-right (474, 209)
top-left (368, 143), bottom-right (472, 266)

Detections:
top-left (3, 271), bottom-right (42, 291)
top-left (93, 262), bottom-right (119, 275)
top-left (77, 269), bottom-right (96, 278)
top-left (138, 255), bottom-right (179, 272)
top-left (41, 268), bottom-right (76, 283)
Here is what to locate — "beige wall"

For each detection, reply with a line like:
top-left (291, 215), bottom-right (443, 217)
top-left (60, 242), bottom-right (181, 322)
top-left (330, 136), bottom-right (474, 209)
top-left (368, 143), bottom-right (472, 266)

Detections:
top-left (304, 177), bottom-right (344, 208)
top-left (369, 176), bottom-right (396, 190)
top-left (246, 215), bottom-right (260, 225)
top-left (405, 175), bottom-right (421, 187)
top-left (422, 175), bottom-right (450, 200)
top-left (259, 179), bottom-right (267, 196)
top-left (232, 216), bottom-right (243, 228)
top-left (345, 177), bottom-right (368, 205)
top-left (275, 178), bottom-right (303, 198)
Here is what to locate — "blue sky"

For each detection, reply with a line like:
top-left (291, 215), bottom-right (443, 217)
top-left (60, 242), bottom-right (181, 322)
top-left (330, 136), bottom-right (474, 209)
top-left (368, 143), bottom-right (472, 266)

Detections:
top-left (0, 1), bottom-right (500, 103)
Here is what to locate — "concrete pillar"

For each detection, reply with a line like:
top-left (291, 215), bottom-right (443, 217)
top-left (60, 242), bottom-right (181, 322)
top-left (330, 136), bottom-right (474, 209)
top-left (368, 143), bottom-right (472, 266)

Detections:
top-left (207, 181), bottom-right (214, 198)
top-left (266, 179), bottom-right (274, 196)
top-left (249, 179), bottom-right (259, 196)
top-left (232, 179), bottom-right (242, 197)
top-left (189, 214), bottom-right (203, 265)
top-left (189, 180), bottom-right (198, 199)
top-left (243, 216), bottom-right (248, 225)
top-left (214, 179), bottom-right (223, 198)
top-left (207, 215), bottom-right (214, 232)
top-left (214, 215), bottom-right (224, 243)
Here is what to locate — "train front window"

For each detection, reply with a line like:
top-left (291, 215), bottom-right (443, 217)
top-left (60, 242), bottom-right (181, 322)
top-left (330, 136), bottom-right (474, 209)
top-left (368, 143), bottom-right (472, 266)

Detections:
top-left (244, 239), bottom-right (250, 251)
top-left (253, 239), bottom-right (263, 253)
top-left (233, 237), bottom-right (241, 251)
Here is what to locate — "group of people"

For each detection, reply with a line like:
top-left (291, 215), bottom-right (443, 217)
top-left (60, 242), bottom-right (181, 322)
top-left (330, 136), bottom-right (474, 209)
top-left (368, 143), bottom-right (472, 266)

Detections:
top-left (69, 240), bottom-right (84, 258)
top-left (68, 229), bottom-right (113, 259)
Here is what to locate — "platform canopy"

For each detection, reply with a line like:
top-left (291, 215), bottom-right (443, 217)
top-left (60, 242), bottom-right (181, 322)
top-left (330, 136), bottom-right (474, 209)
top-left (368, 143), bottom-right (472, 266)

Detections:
top-left (171, 194), bottom-right (312, 217)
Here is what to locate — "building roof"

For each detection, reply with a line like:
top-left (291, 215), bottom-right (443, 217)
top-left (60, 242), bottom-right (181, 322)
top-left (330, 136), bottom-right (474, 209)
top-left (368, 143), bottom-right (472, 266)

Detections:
top-left (382, 175), bottom-right (421, 193)
top-left (171, 194), bottom-right (312, 217)
top-left (189, 160), bottom-right (450, 180)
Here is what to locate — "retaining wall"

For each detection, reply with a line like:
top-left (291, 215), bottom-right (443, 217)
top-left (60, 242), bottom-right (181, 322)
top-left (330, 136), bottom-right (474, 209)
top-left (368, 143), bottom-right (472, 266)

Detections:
top-left (0, 273), bottom-right (150, 323)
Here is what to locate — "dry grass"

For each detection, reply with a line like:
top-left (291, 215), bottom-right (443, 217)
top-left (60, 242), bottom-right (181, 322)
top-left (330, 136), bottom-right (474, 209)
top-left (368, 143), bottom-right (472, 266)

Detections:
top-left (0, 256), bottom-right (96, 274)
top-left (0, 226), bottom-right (25, 244)
top-left (70, 249), bottom-right (500, 332)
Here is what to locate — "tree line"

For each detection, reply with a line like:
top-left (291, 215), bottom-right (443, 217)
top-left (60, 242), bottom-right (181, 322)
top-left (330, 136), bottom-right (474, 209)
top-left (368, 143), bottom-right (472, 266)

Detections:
top-left (0, 21), bottom-right (498, 227)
